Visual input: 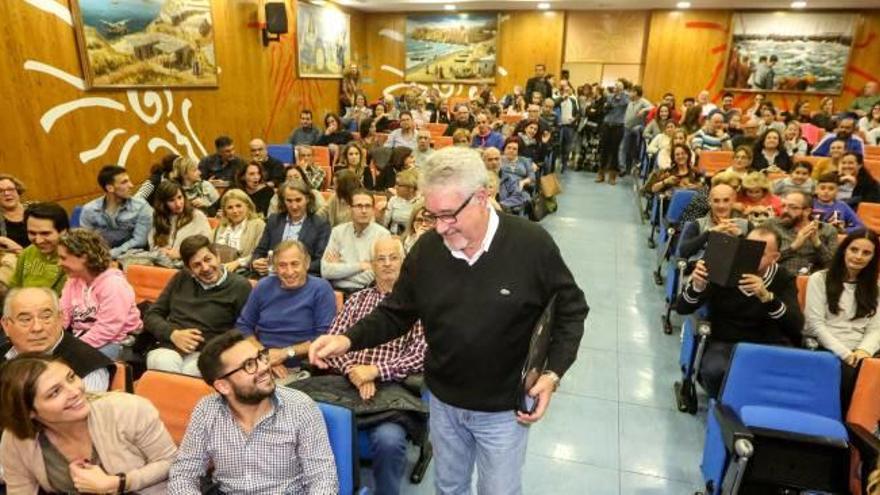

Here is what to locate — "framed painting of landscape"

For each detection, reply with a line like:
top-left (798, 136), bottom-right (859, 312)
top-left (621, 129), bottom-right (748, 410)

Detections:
top-left (71, 0), bottom-right (219, 89)
top-left (724, 12), bottom-right (857, 95)
top-left (405, 13), bottom-right (498, 84)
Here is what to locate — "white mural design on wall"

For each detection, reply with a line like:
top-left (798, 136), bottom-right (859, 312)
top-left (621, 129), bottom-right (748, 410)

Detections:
top-left (20, 0), bottom-right (207, 167)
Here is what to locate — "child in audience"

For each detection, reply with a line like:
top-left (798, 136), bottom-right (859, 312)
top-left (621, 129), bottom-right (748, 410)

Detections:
top-left (812, 172), bottom-right (865, 234)
top-left (772, 161), bottom-right (814, 196)
top-left (804, 230), bottom-right (880, 405)
top-left (0, 356), bottom-right (177, 494)
top-left (736, 171), bottom-right (782, 216)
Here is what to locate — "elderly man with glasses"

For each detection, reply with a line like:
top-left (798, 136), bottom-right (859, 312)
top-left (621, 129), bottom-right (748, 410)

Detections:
top-left (0, 287), bottom-right (111, 391)
top-left (310, 146), bottom-right (588, 495)
top-left (168, 330), bottom-right (337, 495)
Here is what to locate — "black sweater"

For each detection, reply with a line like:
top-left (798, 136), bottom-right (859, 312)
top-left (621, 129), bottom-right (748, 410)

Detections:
top-left (675, 263), bottom-right (804, 345)
top-left (345, 213), bottom-right (589, 411)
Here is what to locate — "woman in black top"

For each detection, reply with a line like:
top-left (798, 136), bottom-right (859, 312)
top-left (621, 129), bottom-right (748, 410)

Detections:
top-left (316, 113), bottom-right (354, 146)
top-left (0, 174), bottom-right (29, 251)
top-left (377, 147), bottom-right (415, 192)
top-left (845, 152), bottom-right (880, 208)
top-left (236, 162), bottom-right (274, 217)
top-left (751, 129), bottom-right (793, 172)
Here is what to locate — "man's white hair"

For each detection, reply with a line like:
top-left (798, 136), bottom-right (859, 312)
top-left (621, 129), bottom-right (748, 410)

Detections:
top-left (419, 146), bottom-right (489, 197)
top-left (371, 236), bottom-right (404, 259)
top-left (2, 287), bottom-right (60, 320)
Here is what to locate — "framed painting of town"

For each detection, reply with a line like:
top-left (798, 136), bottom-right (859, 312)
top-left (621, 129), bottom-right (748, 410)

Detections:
top-left (405, 13), bottom-right (498, 84)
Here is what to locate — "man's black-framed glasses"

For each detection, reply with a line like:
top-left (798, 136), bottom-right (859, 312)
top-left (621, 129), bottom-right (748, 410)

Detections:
top-left (422, 193), bottom-right (474, 225)
top-left (218, 348), bottom-right (270, 380)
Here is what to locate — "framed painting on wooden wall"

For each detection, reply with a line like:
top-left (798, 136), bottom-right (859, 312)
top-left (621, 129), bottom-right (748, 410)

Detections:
top-left (724, 12), bottom-right (858, 95)
top-left (405, 13), bottom-right (498, 84)
top-left (70, 0), bottom-right (219, 89)
top-left (296, 2), bottom-right (350, 79)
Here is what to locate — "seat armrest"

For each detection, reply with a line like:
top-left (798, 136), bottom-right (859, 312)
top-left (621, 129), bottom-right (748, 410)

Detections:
top-left (714, 403), bottom-right (754, 452)
top-left (847, 423), bottom-right (880, 460)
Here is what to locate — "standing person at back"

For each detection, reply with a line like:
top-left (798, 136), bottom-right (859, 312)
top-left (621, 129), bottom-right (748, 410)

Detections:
top-left (310, 146), bottom-right (589, 494)
top-left (525, 64), bottom-right (552, 102)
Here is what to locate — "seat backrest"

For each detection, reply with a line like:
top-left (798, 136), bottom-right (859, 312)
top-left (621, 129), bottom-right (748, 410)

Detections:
top-left (267, 144), bottom-right (294, 164)
top-left (321, 165), bottom-right (333, 190)
top-left (858, 202), bottom-right (880, 234)
top-left (865, 159), bottom-right (880, 182)
top-left (134, 370), bottom-right (214, 445)
top-left (698, 150), bottom-right (734, 175)
top-left (425, 123), bottom-right (448, 136)
top-left (847, 358), bottom-right (880, 430)
top-left (317, 402), bottom-right (359, 495)
top-left (800, 123), bottom-right (823, 147)
top-left (501, 114), bottom-right (522, 125)
top-left (70, 205), bottom-right (84, 228)
top-left (865, 145), bottom-right (880, 160)
top-left (207, 217), bottom-right (220, 230)
top-left (721, 343), bottom-right (842, 421)
top-left (434, 136), bottom-right (454, 149)
top-left (665, 189), bottom-right (697, 223)
top-left (796, 275), bottom-right (809, 311)
top-left (313, 146), bottom-right (331, 168)
top-left (334, 291), bottom-right (344, 314)
top-left (125, 265), bottom-right (178, 304)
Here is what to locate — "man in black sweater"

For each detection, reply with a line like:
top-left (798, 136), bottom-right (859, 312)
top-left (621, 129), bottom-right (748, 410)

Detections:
top-left (525, 64), bottom-right (552, 102)
top-left (676, 226), bottom-right (804, 398)
top-left (310, 146), bottom-right (588, 494)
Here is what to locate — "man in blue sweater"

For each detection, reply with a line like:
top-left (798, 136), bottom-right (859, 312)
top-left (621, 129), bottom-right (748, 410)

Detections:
top-left (310, 146), bottom-right (589, 495)
top-left (237, 240), bottom-right (337, 378)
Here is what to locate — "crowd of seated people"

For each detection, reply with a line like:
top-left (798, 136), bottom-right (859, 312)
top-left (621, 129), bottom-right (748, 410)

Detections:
top-left (0, 69), bottom-right (879, 494)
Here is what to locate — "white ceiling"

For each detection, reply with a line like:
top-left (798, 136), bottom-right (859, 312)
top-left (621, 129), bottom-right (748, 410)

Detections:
top-left (334, 0), bottom-right (880, 11)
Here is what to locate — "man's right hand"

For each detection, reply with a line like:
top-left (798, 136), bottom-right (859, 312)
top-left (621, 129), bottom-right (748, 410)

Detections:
top-left (170, 329), bottom-right (204, 354)
top-left (691, 260), bottom-right (709, 292)
top-left (309, 335), bottom-right (352, 369)
top-left (252, 258), bottom-right (269, 275)
top-left (792, 221), bottom-right (818, 250)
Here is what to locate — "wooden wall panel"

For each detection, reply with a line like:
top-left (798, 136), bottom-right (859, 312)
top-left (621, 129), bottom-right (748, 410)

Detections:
top-left (0, 0), bottom-right (345, 207)
top-left (642, 10), bottom-right (880, 112)
top-left (358, 14), bottom-right (406, 102)
top-left (495, 11), bottom-right (565, 96)
top-left (565, 11), bottom-right (648, 64)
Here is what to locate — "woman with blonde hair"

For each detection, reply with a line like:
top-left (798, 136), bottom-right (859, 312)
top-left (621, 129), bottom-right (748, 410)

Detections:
top-left (382, 168), bottom-right (421, 235)
top-left (402, 201), bottom-right (434, 252)
top-left (213, 189), bottom-right (266, 273)
top-left (148, 181), bottom-right (212, 263)
top-left (452, 128), bottom-right (471, 147)
top-left (737, 171), bottom-right (782, 216)
top-left (169, 156), bottom-right (219, 213)
top-left (58, 228), bottom-right (141, 359)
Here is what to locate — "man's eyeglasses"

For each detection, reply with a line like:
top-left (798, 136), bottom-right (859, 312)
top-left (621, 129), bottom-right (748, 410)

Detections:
top-left (422, 193), bottom-right (474, 225)
top-left (218, 348), bottom-right (270, 380)
top-left (9, 310), bottom-right (56, 328)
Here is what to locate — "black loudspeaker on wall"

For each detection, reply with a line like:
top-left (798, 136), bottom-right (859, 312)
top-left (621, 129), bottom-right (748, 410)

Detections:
top-left (263, 3), bottom-right (288, 46)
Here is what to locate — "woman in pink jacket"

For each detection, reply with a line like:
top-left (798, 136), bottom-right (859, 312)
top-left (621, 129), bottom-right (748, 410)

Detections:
top-left (58, 228), bottom-right (141, 359)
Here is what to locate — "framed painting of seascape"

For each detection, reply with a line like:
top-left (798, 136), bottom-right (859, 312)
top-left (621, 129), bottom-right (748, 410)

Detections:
top-left (296, 2), bottom-right (350, 79)
top-left (724, 12), bottom-right (857, 95)
top-left (405, 13), bottom-right (498, 84)
top-left (71, 0), bottom-right (219, 89)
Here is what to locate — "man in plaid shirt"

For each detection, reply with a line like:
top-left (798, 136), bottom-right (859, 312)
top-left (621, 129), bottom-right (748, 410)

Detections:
top-left (325, 236), bottom-right (427, 495)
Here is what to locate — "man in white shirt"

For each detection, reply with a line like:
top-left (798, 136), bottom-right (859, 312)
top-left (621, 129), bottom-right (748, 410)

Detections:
top-left (321, 190), bottom-right (390, 293)
top-left (413, 129), bottom-right (435, 168)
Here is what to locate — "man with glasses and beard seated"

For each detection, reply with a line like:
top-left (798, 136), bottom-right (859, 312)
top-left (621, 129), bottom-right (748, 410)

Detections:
top-left (168, 330), bottom-right (338, 495)
top-left (767, 191), bottom-right (839, 275)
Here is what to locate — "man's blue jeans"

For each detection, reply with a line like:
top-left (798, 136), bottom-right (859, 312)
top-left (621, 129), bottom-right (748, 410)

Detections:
top-left (618, 125), bottom-right (643, 173)
top-left (366, 422), bottom-right (408, 495)
top-left (429, 392), bottom-right (529, 495)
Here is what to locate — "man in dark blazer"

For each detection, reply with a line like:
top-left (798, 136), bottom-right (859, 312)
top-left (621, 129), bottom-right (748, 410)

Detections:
top-left (252, 180), bottom-right (330, 276)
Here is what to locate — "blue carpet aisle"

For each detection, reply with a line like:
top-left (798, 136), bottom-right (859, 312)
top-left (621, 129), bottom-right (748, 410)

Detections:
top-left (387, 172), bottom-right (707, 494)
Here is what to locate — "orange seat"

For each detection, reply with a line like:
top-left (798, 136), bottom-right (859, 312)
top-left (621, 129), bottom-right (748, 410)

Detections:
top-left (795, 275), bottom-right (808, 311)
top-left (846, 358), bottom-right (880, 494)
top-left (698, 150), bottom-right (734, 176)
top-left (109, 361), bottom-right (132, 393)
top-left (865, 145), bottom-right (880, 160)
top-left (125, 265), bottom-right (178, 304)
top-left (425, 123), bottom-right (448, 137)
top-left (335, 291), bottom-right (344, 313)
top-left (321, 190), bottom-right (332, 201)
top-left (857, 203), bottom-right (880, 235)
top-left (434, 136), bottom-right (454, 149)
top-left (313, 146), bottom-right (331, 168)
top-left (864, 158), bottom-right (880, 182)
top-left (320, 165), bottom-right (333, 190)
top-left (766, 172), bottom-right (788, 183)
top-left (135, 370), bottom-right (213, 445)
top-left (207, 217), bottom-right (220, 230)
top-left (501, 114), bottom-right (523, 125)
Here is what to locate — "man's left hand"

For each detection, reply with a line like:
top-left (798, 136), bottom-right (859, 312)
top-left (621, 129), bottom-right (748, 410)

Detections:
top-left (349, 364), bottom-right (380, 386)
top-left (739, 274), bottom-right (769, 300)
top-left (516, 374), bottom-right (557, 424)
